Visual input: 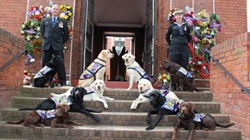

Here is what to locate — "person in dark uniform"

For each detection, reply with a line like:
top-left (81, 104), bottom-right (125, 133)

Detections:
top-left (40, 4), bottom-right (69, 86)
top-left (165, 9), bottom-right (192, 90)
top-left (110, 46), bottom-right (128, 81)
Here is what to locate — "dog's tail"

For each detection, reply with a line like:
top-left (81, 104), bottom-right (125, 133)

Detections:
top-left (7, 118), bottom-right (24, 124)
top-left (208, 114), bottom-right (235, 128)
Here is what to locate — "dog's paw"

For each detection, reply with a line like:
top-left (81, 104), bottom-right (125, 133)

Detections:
top-left (104, 104), bottom-right (108, 109)
top-left (110, 98), bottom-right (115, 101)
top-left (145, 125), bottom-right (154, 130)
top-left (126, 88), bottom-right (132, 91)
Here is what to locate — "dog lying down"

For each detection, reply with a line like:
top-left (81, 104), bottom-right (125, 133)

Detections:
top-left (122, 53), bottom-right (151, 90)
top-left (8, 103), bottom-right (81, 128)
top-left (51, 79), bottom-right (115, 109)
top-left (78, 49), bottom-right (114, 88)
top-left (130, 78), bottom-right (180, 110)
top-left (19, 86), bottom-right (102, 122)
top-left (33, 55), bottom-right (64, 88)
top-left (172, 102), bottom-right (235, 140)
top-left (144, 90), bottom-right (184, 130)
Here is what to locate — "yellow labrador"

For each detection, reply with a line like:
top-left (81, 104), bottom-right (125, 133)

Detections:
top-left (83, 79), bottom-right (114, 109)
top-left (122, 53), bottom-right (151, 90)
top-left (51, 80), bottom-right (114, 109)
top-left (78, 49), bottom-right (114, 88)
top-left (130, 79), bottom-right (181, 110)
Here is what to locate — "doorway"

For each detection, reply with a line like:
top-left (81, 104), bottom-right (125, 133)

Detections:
top-left (81, 0), bottom-right (156, 79)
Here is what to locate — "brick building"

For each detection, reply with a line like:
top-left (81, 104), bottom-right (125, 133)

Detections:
top-left (0, 0), bottom-right (250, 139)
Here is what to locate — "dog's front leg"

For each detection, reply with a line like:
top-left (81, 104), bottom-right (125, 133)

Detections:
top-left (171, 121), bottom-right (182, 140)
top-left (146, 109), bottom-right (158, 126)
top-left (102, 96), bottom-right (115, 101)
top-left (93, 98), bottom-right (109, 108)
top-left (187, 122), bottom-right (196, 140)
top-left (146, 111), bottom-right (163, 130)
top-left (127, 75), bottom-right (135, 90)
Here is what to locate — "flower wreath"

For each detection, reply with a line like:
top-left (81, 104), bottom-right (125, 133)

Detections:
top-left (20, 19), bottom-right (41, 41)
top-left (167, 8), bottom-right (177, 23)
top-left (59, 4), bottom-right (73, 21)
top-left (199, 62), bottom-right (210, 78)
top-left (28, 5), bottom-right (44, 20)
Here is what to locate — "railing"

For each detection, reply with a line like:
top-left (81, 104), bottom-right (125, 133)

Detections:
top-left (210, 55), bottom-right (250, 96)
top-left (0, 49), bottom-right (27, 72)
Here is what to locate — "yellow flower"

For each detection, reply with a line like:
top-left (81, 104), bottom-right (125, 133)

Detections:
top-left (65, 15), bottom-right (69, 20)
top-left (60, 5), bottom-right (63, 9)
top-left (68, 12), bottom-right (72, 16)
top-left (66, 6), bottom-right (71, 9)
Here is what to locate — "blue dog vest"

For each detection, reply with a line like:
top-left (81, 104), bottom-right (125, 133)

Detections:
top-left (79, 62), bottom-right (105, 80)
top-left (36, 109), bottom-right (56, 119)
top-left (127, 66), bottom-right (151, 82)
top-left (34, 66), bottom-right (54, 79)
top-left (177, 67), bottom-right (193, 78)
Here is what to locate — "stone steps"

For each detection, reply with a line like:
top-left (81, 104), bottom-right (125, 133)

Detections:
top-left (0, 122), bottom-right (241, 140)
top-left (10, 96), bottom-right (220, 113)
top-left (0, 86), bottom-right (241, 140)
top-left (1, 108), bottom-right (231, 126)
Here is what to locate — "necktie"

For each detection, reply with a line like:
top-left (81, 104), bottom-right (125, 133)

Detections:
top-left (52, 17), bottom-right (56, 27)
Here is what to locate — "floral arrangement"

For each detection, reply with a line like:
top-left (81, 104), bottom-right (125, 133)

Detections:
top-left (155, 73), bottom-right (171, 89)
top-left (21, 4), bottom-right (73, 56)
top-left (167, 6), bottom-right (222, 78)
top-left (28, 5), bottom-right (44, 20)
top-left (59, 4), bottom-right (73, 21)
top-left (167, 8), bottom-right (177, 23)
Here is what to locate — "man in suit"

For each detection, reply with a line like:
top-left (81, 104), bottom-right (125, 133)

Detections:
top-left (40, 4), bottom-right (69, 86)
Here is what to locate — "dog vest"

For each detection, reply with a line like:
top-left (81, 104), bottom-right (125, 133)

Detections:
top-left (127, 66), bottom-right (151, 82)
top-left (34, 66), bottom-right (54, 79)
top-left (50, 96), bottom-right (73, 105)
top-left (161, 99), bottom-right (179, 112)
top-left (160, 89), bottom-right (170, 96)
top-left (79, 62), bottom-right (105, 80)
top-left (193, 114), bottom-right (206, 122)
top-left (36, 109), bottom-right (56, 119)
top-left (84, 86), bottom-right (95, 94)
top-left (177, 67), bottom-right (193, 78)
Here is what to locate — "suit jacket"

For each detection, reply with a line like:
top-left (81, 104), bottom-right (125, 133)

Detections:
top-left (40, 17), bottom-right (69, 51)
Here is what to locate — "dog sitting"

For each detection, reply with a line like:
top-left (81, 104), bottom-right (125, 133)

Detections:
top-left (51, 79), bottom-right (115, 109)
top-left (159, 60), bottom-right (198, 92)
top-left (78, 49), bottom-right (114, 88)
top-left (171, 102), bottom-right (235, 140)
top-left (144, 90), bottom-right (182, 130)
top-left (19, 86), bottom-right (102, 122)
top-left (8, 103), bottom-right (81, 128)
top-left (122, 53), bottom-right (151, 90)
top-left (33, 55), bottom-right (64, 88)
top-left (130, 78), bottom-right (180, 110)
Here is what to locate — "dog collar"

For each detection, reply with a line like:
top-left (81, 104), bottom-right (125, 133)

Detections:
top-left (97, 58), bottom-right (106, 63)
top-left (139, 89), bottom-right (149, 94)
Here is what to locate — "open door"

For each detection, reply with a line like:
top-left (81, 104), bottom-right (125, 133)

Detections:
top-left (144, 0), bottom-right (156, 78)
top-left (80, 0), bottom-right (95, 73)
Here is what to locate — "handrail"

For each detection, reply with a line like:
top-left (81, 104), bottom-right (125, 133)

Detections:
top-left (0, 49), bottom-right (27, 72)
top-left (210, 55), bottom-right (250, 96)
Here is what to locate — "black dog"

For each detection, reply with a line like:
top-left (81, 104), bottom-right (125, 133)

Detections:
top-left (144, 90), bottom-right (180, 130)
top-left (33, 55), bottom-right (64, 88)
top-left (19, 86), bottom-right (102, 122)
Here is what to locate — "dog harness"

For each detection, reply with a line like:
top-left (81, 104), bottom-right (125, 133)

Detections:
top-left (84, 86), bottom-right (95, 94)
top-left (36, 109), bottom-right (56, 119)
top-left (160, 89), bottom-right (170, 96)
top-left (34, 66), bottom-right (54, 79)
top-left (50, 96), bottom-right (73, 105)
top-left (127, 65), bottom-right (151, 82)
top-left (79, 59), bottom-right (105, 80)
top-left (161, 99), bottom-right (179, 112)
top-left (177, 67), bottom-right (193, 78)
top-left (193, 113), bottom-right (206, 122)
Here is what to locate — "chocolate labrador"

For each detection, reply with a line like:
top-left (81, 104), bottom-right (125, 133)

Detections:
top-left (171, 102), bottom-right (235, 140)
top-left (19, 86), bottom-right (102, 122)
top-left (159, 60), bottom-right (198, 92)
top-left (8, 103), bottom-right (81, 128)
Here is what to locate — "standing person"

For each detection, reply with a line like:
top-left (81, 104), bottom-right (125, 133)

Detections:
top-left (40, 4), bottom-right (69, 86)
top-left (165, 9), bottom-right (192, 90)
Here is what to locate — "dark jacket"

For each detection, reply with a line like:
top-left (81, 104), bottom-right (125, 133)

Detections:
top-left (40, 17), bottom-right (69, 51)
top-left (165, 22), bottom-right (191, 49)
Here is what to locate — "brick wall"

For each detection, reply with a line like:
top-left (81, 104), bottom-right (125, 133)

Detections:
top-left (0, 28), bottom-right (25, 109)
top-left (211, 32), bottom-right (250, 139)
